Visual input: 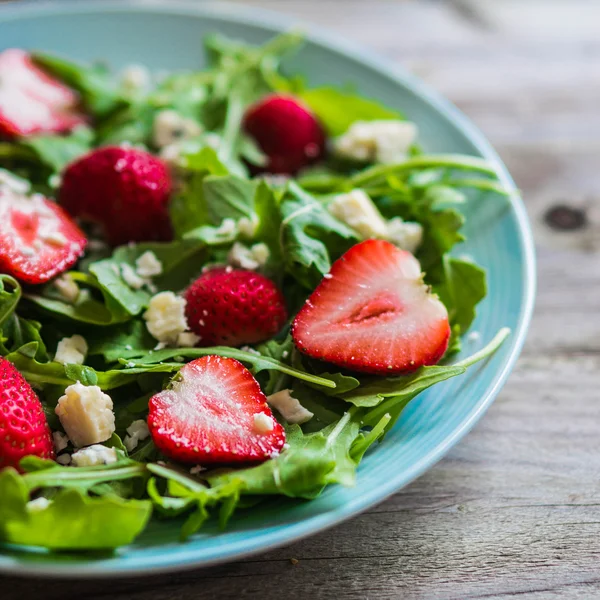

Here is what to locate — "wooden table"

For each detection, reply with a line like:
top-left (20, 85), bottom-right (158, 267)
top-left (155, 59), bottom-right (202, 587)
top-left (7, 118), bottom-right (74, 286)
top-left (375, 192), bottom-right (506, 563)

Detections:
top-left (5, 0), bottom-right (600, 598)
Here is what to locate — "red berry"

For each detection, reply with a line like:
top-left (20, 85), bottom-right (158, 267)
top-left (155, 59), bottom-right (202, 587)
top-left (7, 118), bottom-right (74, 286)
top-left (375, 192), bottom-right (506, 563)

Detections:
top-left (148, 355), bottom-right (285, 465)
top-left (0, 186), bottom-right (87, 284)
top-left (185, 268), bottom-right (288, 347)
top-left (0, 357), bottom-right (55, 472)
top-left (60, 146), bottom-right (173, 246)
top-left (292, 240), bottom-right (450, 375)
top-left (243, 94), bottom-right (326, 175)
top-left (0, 49), bottom-right (86, 139)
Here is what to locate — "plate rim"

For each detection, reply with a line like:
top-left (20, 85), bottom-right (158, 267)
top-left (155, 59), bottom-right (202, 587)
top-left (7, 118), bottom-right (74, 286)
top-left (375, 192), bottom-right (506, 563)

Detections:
top-left (0, 0), bottom-right (536, 578)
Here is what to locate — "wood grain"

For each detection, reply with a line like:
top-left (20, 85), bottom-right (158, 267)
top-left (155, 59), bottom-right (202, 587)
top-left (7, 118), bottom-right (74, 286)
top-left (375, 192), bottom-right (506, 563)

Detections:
top-left (3, 1), bottom-right (600, 598)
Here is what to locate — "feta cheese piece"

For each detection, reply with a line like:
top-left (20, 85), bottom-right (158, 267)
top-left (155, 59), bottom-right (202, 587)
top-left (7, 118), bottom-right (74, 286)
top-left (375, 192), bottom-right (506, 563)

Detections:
top-left (385, 218), bottom-right (423, 253)
top-left (228, 242), bottom-right (270, 271)
top-left (71, 444), bottom-right (118, 467)
top-left (135, 250), bottom-right (163, 278)
top-left (334, 120), bottom-right (417, 164)
top-left (121, 263), bottom-right (146, 290)
top-left (177, 331), bottom-right (201, 348)
top-left (53, 274), bottom-right (79, 303)
top-left (143, 291), bottom-right (188, 345)
top-left (215, 217), bottom-right (237, 237)
top-left (267, 389), bottom-right (314, 425)
top-left (120, 64), bottom-right (151, 93)
top-left (27, 497), bottom-right (51, 511)
top-left (237, 215), bottom-right (259, 238)
top-left (52, 431), bottom-right (69, 453)
top-left (55, 382), bottom-right (115, 448)
top-left (328, 189), bottom-right (388, 239)
top-left (153, 109), bottom-right (202, 148)
top-left (54, 335), bottom-right (88, 366)
top-left (253, 412), bottom-right (275, 434)
top-left (124, 419), bottom-right (150, 453)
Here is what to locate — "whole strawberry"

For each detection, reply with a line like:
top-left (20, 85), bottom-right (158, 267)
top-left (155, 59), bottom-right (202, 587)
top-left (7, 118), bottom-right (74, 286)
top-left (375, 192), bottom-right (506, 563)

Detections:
top-left (0, 357), bottom-right (55, 471)
top-left (59, 146), bottom-right (173, 246)
top-left (185, 268), bottom-right (287, 347)
top-left (243, 94), bottom-right (326, 175)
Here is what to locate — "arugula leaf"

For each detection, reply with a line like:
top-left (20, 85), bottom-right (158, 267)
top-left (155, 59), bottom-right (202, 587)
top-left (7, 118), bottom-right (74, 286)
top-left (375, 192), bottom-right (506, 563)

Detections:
top-left (88, 319), bottom-right (155, 363)
top-left (0, 314), bottom-right (48, 362)
top-left (300, 87), bottom-right (403, 136)
top-left (0, 275), bottom-right (21, 328)
top-left (203, 175), bottom-right (257, 224)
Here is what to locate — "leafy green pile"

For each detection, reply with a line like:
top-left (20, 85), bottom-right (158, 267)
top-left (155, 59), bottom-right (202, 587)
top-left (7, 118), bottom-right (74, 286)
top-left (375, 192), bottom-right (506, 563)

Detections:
top-left (0, 33), bottom-right (510, 551)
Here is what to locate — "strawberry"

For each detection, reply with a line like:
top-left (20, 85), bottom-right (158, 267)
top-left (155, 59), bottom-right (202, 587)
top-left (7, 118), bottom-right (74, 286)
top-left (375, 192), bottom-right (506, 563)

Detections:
top-left (0, 357), bottom-right (55, 471)
top-left (0, 186), bottom-right (87, 284)
top-left (59, 146), bottom-right (173, 246)
top-left (148, 356), bottom-right (285, 465)
top-left (243, 94), bottom-right (326, 175)
top-left (0, 49), bottom-right (86, 139)
top-left (184, 268), bottom-right (287, 347)
top-left (292, 240), bottom-right (450, 375)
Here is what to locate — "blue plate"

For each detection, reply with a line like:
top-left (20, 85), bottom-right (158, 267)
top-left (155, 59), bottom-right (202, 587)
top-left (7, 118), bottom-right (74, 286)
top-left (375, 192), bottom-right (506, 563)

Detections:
top-left (0, 0), bottom-right (535, 577)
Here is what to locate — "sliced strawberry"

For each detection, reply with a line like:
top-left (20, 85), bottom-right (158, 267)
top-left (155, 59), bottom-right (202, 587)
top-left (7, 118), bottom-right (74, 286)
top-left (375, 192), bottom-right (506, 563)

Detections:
top-left (0, 49), bottom-right (86, 139)
top-left (0, 186), bottom-right (87, 284)
top-left (243, 94), bottom-right (326, 175)
top-left (148, 356), bottom-right (285, 465)
top-left (292, 239), bottom-right (450, 375)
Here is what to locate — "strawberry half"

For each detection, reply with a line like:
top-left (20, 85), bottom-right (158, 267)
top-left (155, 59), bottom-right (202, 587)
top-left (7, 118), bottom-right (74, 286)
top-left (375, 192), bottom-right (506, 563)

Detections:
top-left (184, 268), bottom-right (288, 347)
top-left (292, 240), bottom-right (450, 375)
top-left (0, 186), bottom-right (87, 284)
top-left (148, 356), bottom-right (285, 465)
top-left (243, 94), bottom-right (326, 175)
top-left (59, 146), bottom-right (173, 246)
top-left (0, 49), bottom-right (86, 139)
top-left (0, 357), bottom-right (55, 471)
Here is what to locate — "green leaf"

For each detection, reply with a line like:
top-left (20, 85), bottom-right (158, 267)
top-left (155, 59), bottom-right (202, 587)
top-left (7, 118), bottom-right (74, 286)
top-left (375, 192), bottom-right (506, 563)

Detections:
top-left (0, 314), bottom-right (48, 362)
top-left (88, 320), bottom-right (155, 363)
top-left (203, 174), bottom-right (257, 224)
top-left (300, 87), bottom-right (403, 136)
top-left (0, 275), bottom-right (21, 328)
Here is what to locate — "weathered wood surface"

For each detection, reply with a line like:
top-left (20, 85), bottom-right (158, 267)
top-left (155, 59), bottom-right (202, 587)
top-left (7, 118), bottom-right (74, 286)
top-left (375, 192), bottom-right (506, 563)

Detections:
top-left (4, 0), bottom-right (600, 598)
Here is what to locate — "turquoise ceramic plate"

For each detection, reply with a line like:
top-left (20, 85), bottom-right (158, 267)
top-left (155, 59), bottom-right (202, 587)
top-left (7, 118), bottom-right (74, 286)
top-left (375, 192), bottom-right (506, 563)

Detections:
top-left (0, 0), bottom-right (535, 578)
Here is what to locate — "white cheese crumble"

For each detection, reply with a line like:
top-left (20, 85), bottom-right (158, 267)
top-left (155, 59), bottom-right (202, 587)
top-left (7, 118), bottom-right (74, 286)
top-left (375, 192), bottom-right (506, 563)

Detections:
top-left (52, 431), bottom-right (69, 453)
top-left (215, 217), bottom-right (237, 237)
top-left (71, 444), bottom-right (118, 467)
top-left (153, 110), bottom-right (202, 148)
top-left (53, 274), bottom-right (79, 303)
top-left (27, 497), bottom-right (51, 511)
top-left (228, 242), bottom-right (270, 271)
top-left (334, 120), bottom-right (417, 164)
top-left (121, 263), bottom-right (146, 290)
top-left (143, 291), bottom-right (188, 345)
top-left (135, 251), bottom-right (163, 278)
top-left (177, 331), bottom-right (201, 348)
top-left (124, 419), bottom-right (150, 453)
top-left (253, 412), bottom-right (275, 434)
top-left (54, 335), bottom-right (88, 366)
top-left (237, 215), bottom-right (259, 238)
top-left (55, 382), bottom-right (115, 448)
top-left (328, 189), bottom-right (388, 239)
top-left (120, 64), bottom-right (151, 93)
top-left (386, 218), bottom-right (423, 254)
top-left (267, 390), bottom-right (314, 424)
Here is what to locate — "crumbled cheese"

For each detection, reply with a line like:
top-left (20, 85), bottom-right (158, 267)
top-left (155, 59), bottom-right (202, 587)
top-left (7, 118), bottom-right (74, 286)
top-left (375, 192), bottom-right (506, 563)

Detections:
top-left (135, 251), bottom-right (163, 278)
top-left (267, 390), bottom-right (314, 424)
top-left (0, 168), bottom-right (30, 194)
top-left (71, 444), bottom-right (118, 467)
top-left (177, 331), bottom-right (201, 347)
top-left (53, 274), bottom-right (79, 303)
top-left (237, 215), bottom-right (259, 238)
top-left (120, 64), bottom-right (151, 93)
top-left (153, 109), bottom-right (202, 148)
top-left (334, 120), bottom-right (418, 164)
top-left (253, 412), bottom-right (275, 434)
top-left (121, 263), bottom-right (146, 290)
top-left (54, 335), bottom-right (88, 366)
top-left (215, 217), bottom-right (237, 237)
top-left (48, 173), bottom-right (62, 189)
top-left (328, 189), bottom-right (388, 239)
top-left (385, 218), bottom-right (423, 253)
top-left (228, 242), bottom-right (270, 271)
top-left (52, 431), bottom-right (69, 453)
top-left (55, 382), bottom-right (115, 448)
top-left (143, 291), bottom-right (188, 345)
top-left (124, 419), bottom-right (150, 453)
top-left (27, 497), bottom-right (51, 511)
top-left (56, 454), bottom-right (71, 465)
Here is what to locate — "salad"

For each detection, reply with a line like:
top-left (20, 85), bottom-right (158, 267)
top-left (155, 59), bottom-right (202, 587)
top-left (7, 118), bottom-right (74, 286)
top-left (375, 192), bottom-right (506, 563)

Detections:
top-left (0, 33), bottom-right (509, 551)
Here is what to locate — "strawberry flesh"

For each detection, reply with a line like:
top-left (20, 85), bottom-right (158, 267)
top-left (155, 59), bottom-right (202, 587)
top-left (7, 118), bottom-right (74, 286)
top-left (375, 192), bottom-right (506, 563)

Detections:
top-left (185, 268), bottom-right (288, 347)
top-left (0, 49), bottom-right (86, 139)
top-left (292, 239), bottom-right (450, 374)
top-left (243, 94), bottom-right (326, 175)
top-left (148, 356), bottom-right (285, 465)
top-left (0, 186), bottom-right (87, 284)
top-left (0, 357), bottom-right (55, 471)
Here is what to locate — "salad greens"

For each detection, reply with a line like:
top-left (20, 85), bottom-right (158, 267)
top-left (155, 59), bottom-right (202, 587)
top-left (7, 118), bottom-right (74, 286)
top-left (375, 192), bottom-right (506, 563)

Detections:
top-left (0, 32), bottom-right (510, 551)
